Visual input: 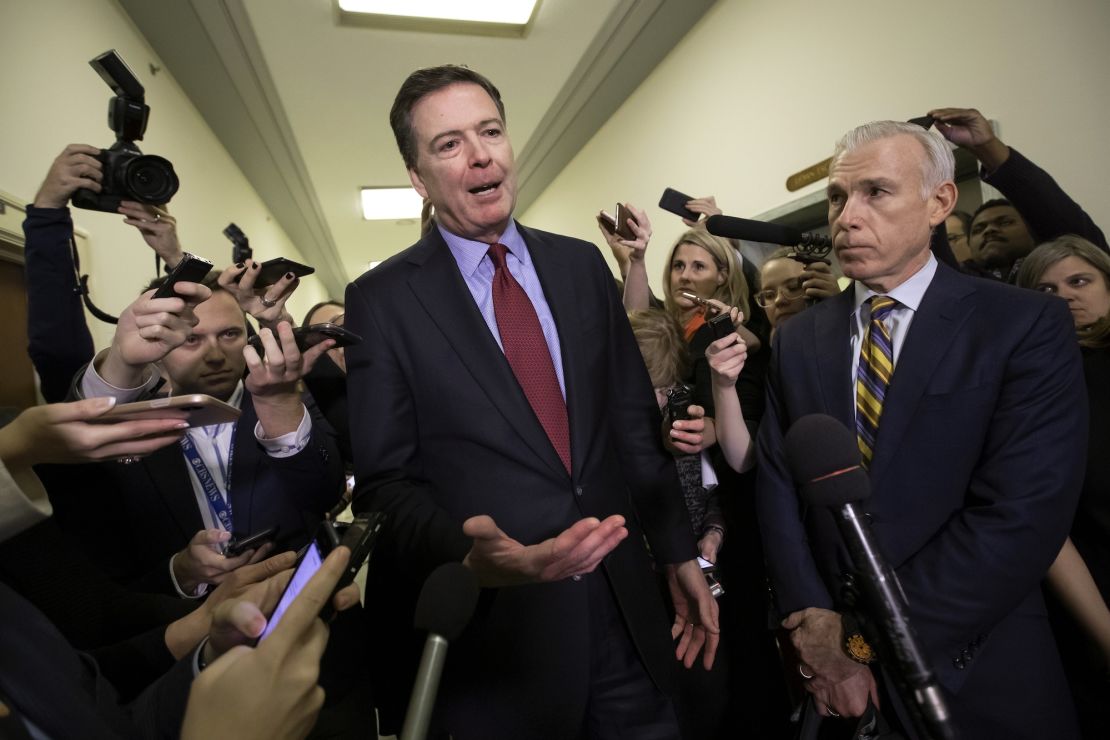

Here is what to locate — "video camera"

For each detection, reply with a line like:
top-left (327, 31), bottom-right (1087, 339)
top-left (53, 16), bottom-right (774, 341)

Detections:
top-left (72, 50), bottom-right (179, 213)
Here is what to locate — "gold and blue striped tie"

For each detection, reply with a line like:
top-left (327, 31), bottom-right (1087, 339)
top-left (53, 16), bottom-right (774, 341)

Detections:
top-left (856, 295), bottom-right (898, 469)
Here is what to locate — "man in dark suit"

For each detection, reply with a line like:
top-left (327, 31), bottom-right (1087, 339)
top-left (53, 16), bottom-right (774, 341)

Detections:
top-left (48, 274), bottom-right (344, 597)
top-left (345, 65), bottom-right (718, 738)
top-left (756, 121), bottom-right (1086, 737)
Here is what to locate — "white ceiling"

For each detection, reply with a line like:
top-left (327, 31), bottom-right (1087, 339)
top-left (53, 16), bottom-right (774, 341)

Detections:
top-left (117, 0), bottom-right (715, 296)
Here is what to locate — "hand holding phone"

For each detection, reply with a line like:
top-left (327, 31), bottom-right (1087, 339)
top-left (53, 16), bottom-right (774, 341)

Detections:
top-left (658, 188), bottom-right (699, 222)
top-left (154, 252), bottom-right (213, 299)
top-left (181, 546), bottom-right (351, 740)
top-left (256, 515), bottom-right (385, 642)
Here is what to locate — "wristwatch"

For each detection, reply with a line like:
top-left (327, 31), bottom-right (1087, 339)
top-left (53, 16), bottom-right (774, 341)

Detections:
top-left (841, 613), bottom-right (876, 664)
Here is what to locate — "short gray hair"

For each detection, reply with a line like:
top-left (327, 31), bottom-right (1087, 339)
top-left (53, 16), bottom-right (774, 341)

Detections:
top-left (831, 121), bottom-right (955, 199)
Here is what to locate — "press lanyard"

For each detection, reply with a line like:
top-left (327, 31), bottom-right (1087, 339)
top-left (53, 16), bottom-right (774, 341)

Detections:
top-left (179, 424), bottom-right (237, 532)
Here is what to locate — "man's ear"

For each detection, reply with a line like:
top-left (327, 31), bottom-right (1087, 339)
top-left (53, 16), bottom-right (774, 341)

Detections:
top-left (408, 167), bottom-right (428, 199)
top-left (928, 180), bottom-right (958, 227)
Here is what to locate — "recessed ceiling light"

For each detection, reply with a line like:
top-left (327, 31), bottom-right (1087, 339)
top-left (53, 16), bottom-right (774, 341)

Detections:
top-left (338, 0), bottom-right (538, 26)
top-left (360, 187), bottom-right (423, 220)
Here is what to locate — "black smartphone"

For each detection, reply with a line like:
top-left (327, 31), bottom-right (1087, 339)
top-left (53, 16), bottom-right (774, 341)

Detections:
top-left (255, 514), bottom-right (385, 642)
top-left (615, 203), bottom-right (637, 240)
top-left (225, 525), bottom-right (279, 557)
top-left (153, 252), bottom-right (213, 299)
top-left (247, 322), bottom-right (363, 355)
top-left (237, 257), bottom-right (315, 289)
top-left (658, 187), bottom-right (698, 221)
top-left (665, 385), bottom-right (693, 423)
top-left (707, 311), bottom-right (734, 341)
top-left (319, 512), bottom-right (386, 622)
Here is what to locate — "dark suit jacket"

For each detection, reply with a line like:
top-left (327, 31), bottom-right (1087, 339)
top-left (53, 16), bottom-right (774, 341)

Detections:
top-left (0, 581), bottom-right (193, 739)
top-left (45, 386), bottom-right (344, 596)
top-left (755, 262), bottom-right (1086, 738)
top-left (22, 205), bottom-right (95, 403)
top-left (345, 223), bottom-right (694, 737)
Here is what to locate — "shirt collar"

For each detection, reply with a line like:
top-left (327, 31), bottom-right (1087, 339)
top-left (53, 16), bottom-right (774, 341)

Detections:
top-left (852, 252), bottom-right (938, 317)
top-left (439, 220), bottom-right (527, 277)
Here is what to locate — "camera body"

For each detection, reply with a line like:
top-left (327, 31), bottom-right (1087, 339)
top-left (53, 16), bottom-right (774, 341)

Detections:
top-left (71, 50), bottom-right (179, 213)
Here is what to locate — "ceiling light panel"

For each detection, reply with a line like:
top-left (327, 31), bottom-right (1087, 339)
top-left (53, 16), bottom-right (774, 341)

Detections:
top-left (338, 0), bottom-right (539, 25)
top-left (361, 187), bottom-right (424, 220)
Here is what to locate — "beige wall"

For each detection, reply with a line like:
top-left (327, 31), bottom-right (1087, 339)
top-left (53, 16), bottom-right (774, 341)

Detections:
top-left (521, 0), bottom-right (1110, 290)
top-left (0, 0), bottom-right (330, 352)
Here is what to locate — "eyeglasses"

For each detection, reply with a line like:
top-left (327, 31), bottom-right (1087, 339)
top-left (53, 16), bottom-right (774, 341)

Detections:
top-left (754, 278), bottom-right (805, 308)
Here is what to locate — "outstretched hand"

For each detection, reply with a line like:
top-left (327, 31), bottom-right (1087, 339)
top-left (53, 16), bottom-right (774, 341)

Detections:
top-left (681, 195), bottom-right (722, 227)
top-left (219, 260), bottom-right (299, 330)
top-left (119, 201), bottom-right (184, 268)
top-left (666, 559), bottom-right (720, 669)
top-left (0, 397), bottom-right (188, 472)
top-left (462, 514), bottom-right (628, 587)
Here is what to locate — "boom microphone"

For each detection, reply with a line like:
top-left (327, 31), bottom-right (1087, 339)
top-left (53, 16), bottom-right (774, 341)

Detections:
top-left (400, 562), bottom-right (481, 740)
top-left (705, 214), bottom-right (832, 250)
top-left (784, 414), bottom-right (957, 740)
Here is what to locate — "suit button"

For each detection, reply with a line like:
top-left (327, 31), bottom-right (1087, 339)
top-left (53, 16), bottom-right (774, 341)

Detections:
top-left (572, 574), bottom-right (582, 582)
top-left (953, 657), bottom-right (965, 669)
top-left (575, 486), bottom-right (583, 497)
top-left (864, 512), bottom-right (874, 525)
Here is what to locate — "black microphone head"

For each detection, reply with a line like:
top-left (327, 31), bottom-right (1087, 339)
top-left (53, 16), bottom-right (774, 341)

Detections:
top-left (414, 562), bottom-right (480, 640)
top-left (705, 214), bottom-right (802, 246)
top-left (784, 414), bottom-right (870, 508)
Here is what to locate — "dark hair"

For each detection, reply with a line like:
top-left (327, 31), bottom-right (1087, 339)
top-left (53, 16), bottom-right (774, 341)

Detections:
top-left (302, 300), bottom-right (344, 328)
top-left (390, 65), bottom-right (506, 171)
top-left (971, 198), bottom-right (1013, 223)
top-left (948, 209), bottom-right (972, 234)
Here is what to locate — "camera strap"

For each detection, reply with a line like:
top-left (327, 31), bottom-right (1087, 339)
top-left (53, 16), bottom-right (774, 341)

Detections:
top-left (69, 235), bottom-right (118, 325)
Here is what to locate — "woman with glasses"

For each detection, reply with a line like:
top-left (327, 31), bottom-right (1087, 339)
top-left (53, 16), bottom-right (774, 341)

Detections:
top-left (748, 247), bottom-right (841, 339)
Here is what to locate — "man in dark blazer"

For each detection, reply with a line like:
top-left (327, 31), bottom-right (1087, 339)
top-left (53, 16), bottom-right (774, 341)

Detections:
top-left (345, 65), bottom-right (718, 739)
top-left (756, 121), bottom-right (1086, 737)
top-left (47, 275), bottom-right (344, 597)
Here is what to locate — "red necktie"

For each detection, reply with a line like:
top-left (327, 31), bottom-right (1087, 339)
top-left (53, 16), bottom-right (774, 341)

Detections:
top-left (487, 243), bottom-right (571, 474)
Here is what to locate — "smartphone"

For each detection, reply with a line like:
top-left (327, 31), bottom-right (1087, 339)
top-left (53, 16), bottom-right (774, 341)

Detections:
top-left (658, 188), bottom-right (698, 221)
top-left (153, 252), bottom-right (213, 299)
top-left (597, 210), bottom-right (617, 235)
top-left (247, 322), bottom-right (363, 355)
top-left (256, 514), bottom-right (386, 641)
top-left (236, 257), bottom-right (315, 289)
top-left (615, 203), bottom-right (637, 240)
top-left (665, 385), bottom-right (693, 423)
top-left (319, 512), bottom-right (386, 622)
top-left (225, 525), bottom-right (279, 557)
top-left (91, 393), bottom-right (241, 427)
top-left (697, 556), bottom-right (725, 598)
top-left (680, 290), bottom-right (708, 308)
top-left (707, 312), bottom-right (734, 341)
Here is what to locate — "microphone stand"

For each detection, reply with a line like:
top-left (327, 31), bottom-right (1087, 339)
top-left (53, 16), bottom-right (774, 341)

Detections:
top-left (834, 504), bottom-right (958, 740)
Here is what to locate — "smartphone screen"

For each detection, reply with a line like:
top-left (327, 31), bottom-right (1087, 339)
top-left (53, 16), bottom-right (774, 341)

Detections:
top-left (257, 541), bottom-right (324, 642)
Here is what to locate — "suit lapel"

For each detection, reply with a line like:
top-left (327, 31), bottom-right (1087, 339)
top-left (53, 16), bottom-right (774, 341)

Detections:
top-left (814, 290), bottom-right (856, 427)
top-left (407, 228), bottom-right (568, 478)
top-left (868, 264), bottom-right (975, 488)
top-left (228, 398), bottom-right (259, 537)
top-left (142, 444), bottom-right (204, 540)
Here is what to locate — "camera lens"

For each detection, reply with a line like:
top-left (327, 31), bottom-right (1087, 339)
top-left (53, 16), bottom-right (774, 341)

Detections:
top-left (123, 154), bottom-right (180, 204)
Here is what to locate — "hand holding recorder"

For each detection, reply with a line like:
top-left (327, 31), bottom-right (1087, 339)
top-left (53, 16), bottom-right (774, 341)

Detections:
top-left (219, 258), bottom-right (314, 331)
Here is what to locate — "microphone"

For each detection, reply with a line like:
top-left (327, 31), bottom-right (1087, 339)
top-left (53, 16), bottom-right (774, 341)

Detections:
top-left (705, 214), bottom-right (832, 250)
top-left (400, 562), bottom-right (481, 740)
top-left (785, 414), bottom-right (957, 740)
